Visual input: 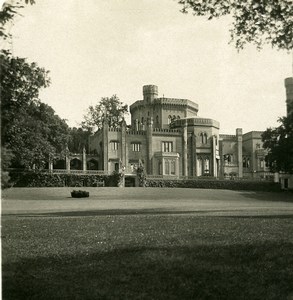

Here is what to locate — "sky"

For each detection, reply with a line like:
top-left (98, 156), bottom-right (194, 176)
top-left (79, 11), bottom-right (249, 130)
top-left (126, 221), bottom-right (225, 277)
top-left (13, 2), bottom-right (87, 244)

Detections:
top-left (4, 0), bottom-right (293, 134)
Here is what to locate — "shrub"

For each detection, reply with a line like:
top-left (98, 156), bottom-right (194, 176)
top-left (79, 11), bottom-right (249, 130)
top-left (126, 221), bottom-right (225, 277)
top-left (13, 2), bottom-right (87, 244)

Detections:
top-left (71, 190), bottom-right (89, 198)
top-left (145, 179), bottom-right (281, 192)
top-left (8, 171), bottom-right (119, 188)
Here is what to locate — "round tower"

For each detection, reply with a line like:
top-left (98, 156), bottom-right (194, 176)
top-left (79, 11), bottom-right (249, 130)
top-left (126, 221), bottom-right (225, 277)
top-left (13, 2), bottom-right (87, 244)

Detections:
top-left (143, 85), bottom-right (158, 103)
top-left (285, 77), bottom-right (293, 116)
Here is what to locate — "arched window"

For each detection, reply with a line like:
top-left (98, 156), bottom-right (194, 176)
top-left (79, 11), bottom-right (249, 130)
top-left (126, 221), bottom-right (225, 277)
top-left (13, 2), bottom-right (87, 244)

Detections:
top-left (203, 133), bottom-right (207, 144)
top-left (167, 115), bottom-right (172, 125)
top-left (156, 115), bottom-right (159, 126)
top-left (200, 133), bottom-right (207, 144)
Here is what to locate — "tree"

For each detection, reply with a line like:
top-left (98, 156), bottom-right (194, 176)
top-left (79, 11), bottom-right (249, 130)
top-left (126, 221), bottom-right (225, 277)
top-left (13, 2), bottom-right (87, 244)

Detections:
top-left (0, 0), bottom-right (35, 40)
top-left (82, 95), bottom-right (128, 132)
top-left (1, 51), bottom-right (50, 140)
top-left (262, 113), bottom-right (293, 174)
top-left (68, 127), bottom-right (91, 153)
top-left (1, 52), bottom-right (70, 169)
top-left (178, 0), bottom-right (293, 50)
top-left (5, 101), bottom-right (70, 169)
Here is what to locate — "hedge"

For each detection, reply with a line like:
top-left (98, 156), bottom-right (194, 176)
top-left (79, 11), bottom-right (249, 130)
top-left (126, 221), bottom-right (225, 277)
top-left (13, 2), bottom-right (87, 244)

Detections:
top-left (145, 179), bottom-right (281, 192)
top-left (8, 172), bottom-right (119, 188)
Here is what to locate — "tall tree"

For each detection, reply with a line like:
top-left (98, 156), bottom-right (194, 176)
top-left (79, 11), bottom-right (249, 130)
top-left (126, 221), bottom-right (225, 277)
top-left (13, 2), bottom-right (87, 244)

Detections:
top-left (1, 51), bottom-right (50, 140)
top-left (82, 95), bottom-right (128, 132)
top-left (1, 52), bottom-right (70, 169)
top-left (262, 113), bottom-right (293, 174)
top-left (68, 127), bottom-right (91, 153)
top-left (178, 0), bottom-right (293, 50)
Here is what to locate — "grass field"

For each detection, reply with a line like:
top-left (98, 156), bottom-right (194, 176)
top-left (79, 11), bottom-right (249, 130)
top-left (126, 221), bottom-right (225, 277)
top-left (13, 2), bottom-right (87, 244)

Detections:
top-left (2, 187), bottom-right (293, 299)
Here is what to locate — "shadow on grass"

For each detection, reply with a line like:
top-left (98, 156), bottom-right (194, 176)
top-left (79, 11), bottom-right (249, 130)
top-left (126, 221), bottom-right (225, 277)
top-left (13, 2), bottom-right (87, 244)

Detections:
top-left (3, 243), bottom-right (293, 300)
top-left (239, 190), bottom-right (293, 203)
top-left (3, 209), bottom-right (229, 217)
top-left (4, 208), bottom-right (293, 218)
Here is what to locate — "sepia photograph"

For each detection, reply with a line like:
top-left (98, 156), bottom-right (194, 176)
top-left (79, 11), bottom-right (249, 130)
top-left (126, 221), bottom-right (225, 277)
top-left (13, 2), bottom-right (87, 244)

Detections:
top-left (1, 0), bottom-right (293, 299)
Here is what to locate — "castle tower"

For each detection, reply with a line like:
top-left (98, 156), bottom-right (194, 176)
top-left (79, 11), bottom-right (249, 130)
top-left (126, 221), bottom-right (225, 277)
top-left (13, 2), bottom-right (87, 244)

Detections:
top-left (143, 85), bottom-right (158, 103)
top-left (285, 77), bottom-right (293, 116)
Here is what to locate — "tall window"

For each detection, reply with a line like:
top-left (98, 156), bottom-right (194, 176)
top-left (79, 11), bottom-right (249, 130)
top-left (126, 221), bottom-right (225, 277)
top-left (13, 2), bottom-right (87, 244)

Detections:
top-left (132, 143), bottom-right (141, 152)
top-left (170, 160), bottom-right (176, 175)
top-left (156, 115), bottom-right (159, 126)
top-left (243, 156), bottom-right (250, 168)
top-left (164, 160), bottom-right (170, 174)
top-left (162, 141), bottom-right (173, 152)
top-left (110, 141), bottom-right (119, 150)
top-left (201, 133), bottom-right (208, 144)
top-left (167, 115), bottom-right (172, 125)
top-left (204, 158), bottom-right (210, 173)
top-left (158, 161), bottom-right (162, 175)
top-left (197, 157), bottom-right (203, 176)
top-left (260, 158), bottom-right (264, 168)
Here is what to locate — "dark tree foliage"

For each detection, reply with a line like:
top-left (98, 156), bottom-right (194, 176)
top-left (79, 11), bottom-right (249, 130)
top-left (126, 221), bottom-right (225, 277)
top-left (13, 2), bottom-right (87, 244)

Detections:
top-left (1, 52), bottom-right (69, 169)
top-left (68, 127), bottom-right (91, 153)
top-left (82, 95), bottom-right (128, 132)
top-left (262, 113), bottom-right (293, 174)
top-left (0, 0), bottom-right (35, 40)
top-left (178, 0), bottom-right (293, 50)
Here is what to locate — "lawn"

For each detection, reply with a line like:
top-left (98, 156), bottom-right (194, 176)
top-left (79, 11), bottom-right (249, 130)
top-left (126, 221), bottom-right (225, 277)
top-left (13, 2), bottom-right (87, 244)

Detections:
top-left (2, 188), bottom-right (293, 299)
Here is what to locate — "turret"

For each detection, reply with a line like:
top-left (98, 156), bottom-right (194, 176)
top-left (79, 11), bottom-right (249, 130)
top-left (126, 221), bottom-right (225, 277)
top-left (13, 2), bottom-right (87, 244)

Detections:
top-left (143, 85), bottom-right (158, 103)
top-left (285, 77), bottom-right (293, 116)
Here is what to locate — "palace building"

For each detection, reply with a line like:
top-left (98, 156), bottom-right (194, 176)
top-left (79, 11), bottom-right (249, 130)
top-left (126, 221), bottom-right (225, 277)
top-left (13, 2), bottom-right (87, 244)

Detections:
top-left (86, 78), bottom-right (293, 184)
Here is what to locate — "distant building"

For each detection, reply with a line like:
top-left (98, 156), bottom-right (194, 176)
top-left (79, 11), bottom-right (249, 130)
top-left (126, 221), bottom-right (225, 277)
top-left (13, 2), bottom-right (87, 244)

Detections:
top-left (87, 81), bottom-right (288, 183)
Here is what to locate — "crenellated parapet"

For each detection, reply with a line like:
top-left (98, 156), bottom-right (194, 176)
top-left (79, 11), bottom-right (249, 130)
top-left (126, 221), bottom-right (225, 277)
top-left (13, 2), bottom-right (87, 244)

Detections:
top-left (130, 98), bottom-right (198, 114)
top-left (171, 117), bottom-right (220, 129)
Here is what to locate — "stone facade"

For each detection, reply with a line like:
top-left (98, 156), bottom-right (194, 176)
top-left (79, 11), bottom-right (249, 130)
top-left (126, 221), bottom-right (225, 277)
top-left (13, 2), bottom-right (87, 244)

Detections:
top-left (88, 83), bottom-right (282, 181)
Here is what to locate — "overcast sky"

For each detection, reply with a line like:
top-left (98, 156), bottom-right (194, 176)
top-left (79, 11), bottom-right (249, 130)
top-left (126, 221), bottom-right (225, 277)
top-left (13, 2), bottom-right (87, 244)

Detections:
top-left (6, 0), bottom-right (292, 134)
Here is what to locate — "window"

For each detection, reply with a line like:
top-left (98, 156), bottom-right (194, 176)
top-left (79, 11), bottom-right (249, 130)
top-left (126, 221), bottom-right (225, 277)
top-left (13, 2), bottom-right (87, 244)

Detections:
top-left (260, 159), bottom-right (264, 168)
top-left (167, 115), bottom-right (172, 125)
top-left (110, 141), bottom-right (119, 150)
top-left (156, 115), bottom-right (159, 126)
top-left (201, 133), bottom-right (208, 144)
top-left (204, 158), bottom-right (210, 174)
top-left (132, 143), bottom-right (141, 152)
top-left (197, 157), bottom-right (203, 176)
top-left (164, 160), bottom-right (170, 175)
top-left (162, 141), bottom-right (173, 152)
top-left (171, 160), bottom-right (176, 175)
top-left (158, 161), bottom-right (162, 175)
top-left (243, 156), bottom-right (250, 168)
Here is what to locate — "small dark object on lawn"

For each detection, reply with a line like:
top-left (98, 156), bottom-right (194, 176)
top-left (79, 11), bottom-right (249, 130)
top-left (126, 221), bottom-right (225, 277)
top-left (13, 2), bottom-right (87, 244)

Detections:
top-left (71, 190), bottom-right (89, 198)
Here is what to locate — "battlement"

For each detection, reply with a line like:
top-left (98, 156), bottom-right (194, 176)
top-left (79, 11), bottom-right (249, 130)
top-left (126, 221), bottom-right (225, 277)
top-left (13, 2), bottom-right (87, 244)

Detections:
top-left (172, 117), bottom-right (219, 129)
top-left (130, 97), bottom-right (198, 113)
